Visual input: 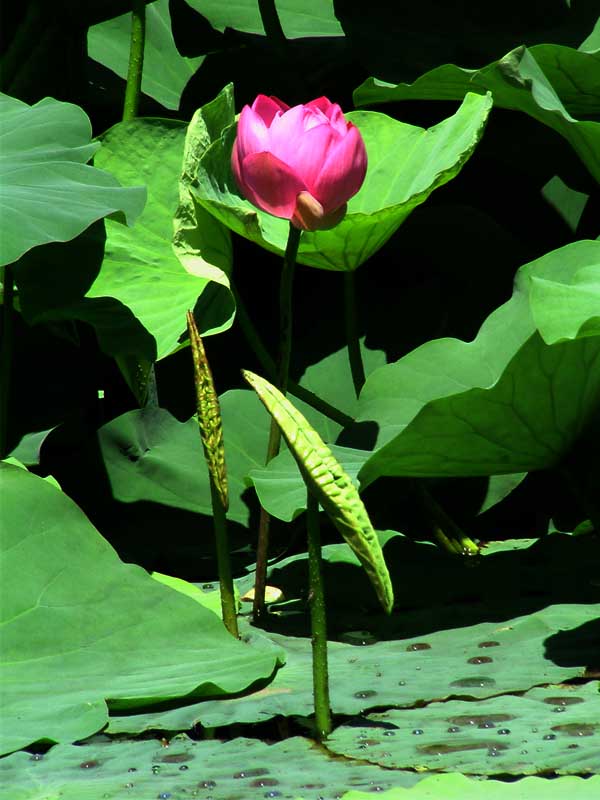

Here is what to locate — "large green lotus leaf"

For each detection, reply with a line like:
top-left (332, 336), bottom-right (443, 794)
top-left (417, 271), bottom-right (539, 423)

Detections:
top-left (90, 117), bottom-right (234, 357)
top-left (354, 45), bottom-right (600, 182)
top-left (580, 18), bottom-right (600, 53)
top-left (97, 392), bottom-right (270, 525)
top-left (250, 445), bottom-right (525, 522)
top-left (88, 0), bottom-right (204, 110)
top-left (356, 241), bottom-right (600, 484)
top-left (529, 263), bottom-right (600, 344)
top-left (0, 735), bottom-right (418, 800)
top-left (183, 0), bottom-right (344, 37)
top-left (0, 93), bottom-right (144, 267)
top-left (107, 535), bottom-right (600, 735)
top-left (107, 602), bottom-right (597, 733)
top-left (97, 337), bottom-right (363, 522)
top-left (0, 463), bottom-right (282, 756)
top-left (250, 443), bottom-right (368, 522)
top-left (328, 682), bottom-right (600, 775)
top-left (191, 86), bottom-right (492, 271)
top-left (343, 774), bottom-right (600, 800)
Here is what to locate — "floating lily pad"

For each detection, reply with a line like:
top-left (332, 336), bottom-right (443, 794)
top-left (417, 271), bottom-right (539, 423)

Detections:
top-left (0, 735), bottom-right (419, 799)
top-left (0, 463), bottom-right (282, 755)
top-left (327, 682), bottom-right (600, 775)
top-left (343, 773), bottom-right (600, 799)
top-left (107, 602), bottom-right (597, 734)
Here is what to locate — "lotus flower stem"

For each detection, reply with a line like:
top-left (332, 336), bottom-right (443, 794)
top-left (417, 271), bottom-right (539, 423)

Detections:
top-left (187, 312), bottom-right (238, 638)
top-left (0, 265), bottom-right (14, 458)
top-left (232, 282), bottom-right (353, 427)
top-left (253, 223), bottom-right (302, 622)
top-left (306, 488), bottom-right (332, 740)
top-left (413, 481), bottom-right (480, 557)
top-left (343, 271), bottom-right (366, 396)
top-left (122, 0), bottom-right (146, 121)
top-left (257, 0), bottom-right (287, 52)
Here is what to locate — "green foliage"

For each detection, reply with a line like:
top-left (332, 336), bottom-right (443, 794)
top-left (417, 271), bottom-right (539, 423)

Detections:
top-left (343, 774), bottom-right (600, 800)
top-left (354, 44), bottom-right (600, 182)
top-left (329, 682), bottom-right (600, 775)
top-left (2, 2), bottom-right (600, 793)
top-left (0, 462), bottom-right (282, 755)
top-left (0, 735), bottom-right (413, 799)
top-left (243, 369), bottom-right (394, 614)
top-left (97, 396), bottom-right (267, 525)
top-left (88, 0), bottom-right (204, 110)
top-left (182, 0), bottom-right (344, 37)
top-left (92, 117), bottom-right (234, 352)
top-left (186, 85), bottom-right (492, 271)
top-left (0, 94), bottom-right (144, 267)
top-left (151, 572), bottom-right (239, 617)
top-left (105, 598), bottom-right (599, 740)
top-left (357, 241), bottom-right (600, 484)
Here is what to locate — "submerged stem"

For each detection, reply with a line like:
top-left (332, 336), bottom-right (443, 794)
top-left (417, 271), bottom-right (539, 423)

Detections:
top-left (253, 224), bottom-right (301, 622)
top-left (306, 489), bottom-right (331, 740)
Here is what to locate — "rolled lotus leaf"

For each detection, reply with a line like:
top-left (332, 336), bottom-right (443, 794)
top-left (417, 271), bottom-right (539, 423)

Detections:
top-left (243, 369), bottom-right (393, 614)
top-left (187, 311), bottom-right (228, 510)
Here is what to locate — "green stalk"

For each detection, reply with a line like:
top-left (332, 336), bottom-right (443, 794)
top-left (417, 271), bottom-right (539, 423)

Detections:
top-left (343, 271), bottom-right (366, 396)
top-left (122, 0), bottom-right (146, 121)
top-left (210, 476), bottom-right (239, 637)
top-left (0, 266), bottom-right (14, 459)
top-left (257, 0), bottom-right (287, 50)
top-left (187, 312), bottom-right (238, 638)
top-left (121, 0), bottom-right (158, 409)
top-left (306, 488), bottom-right (332, 740)
top-left (253, 223), bottom-right (302, 622)
top-left (232, 281), bottom-right (353, 427)
top-left (413, 481), bottom-right (480, 556)
top-left (341, 269), bottom-right (477, 558)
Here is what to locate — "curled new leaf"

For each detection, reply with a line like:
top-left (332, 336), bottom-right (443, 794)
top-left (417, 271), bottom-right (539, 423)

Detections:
top-left (242, 369), bottom-right (393, 614)
top-left (187, 311), bottom-right (228, 509)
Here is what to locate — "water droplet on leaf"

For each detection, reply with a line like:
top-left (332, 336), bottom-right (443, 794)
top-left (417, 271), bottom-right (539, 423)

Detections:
top-left (544, 696), bottom-right (584, 706)
top-left (450, 677), bottom-right (496, 688)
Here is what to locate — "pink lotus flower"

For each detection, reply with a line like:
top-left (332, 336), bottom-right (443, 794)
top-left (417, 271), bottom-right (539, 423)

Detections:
top-left (231, 95), bottom-right (367, 231)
